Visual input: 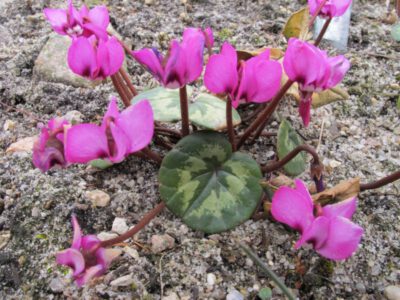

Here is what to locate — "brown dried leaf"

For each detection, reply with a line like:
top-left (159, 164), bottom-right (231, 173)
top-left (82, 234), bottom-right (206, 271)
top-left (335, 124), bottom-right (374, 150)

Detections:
top-left (237, 47), bottom-right (284, 62)
top-left (6, 136), bottom-right (37, 154)
top-left (312, 177), bottom-right (360, 205)
top-left (282, 7), bottom-right (311, 41)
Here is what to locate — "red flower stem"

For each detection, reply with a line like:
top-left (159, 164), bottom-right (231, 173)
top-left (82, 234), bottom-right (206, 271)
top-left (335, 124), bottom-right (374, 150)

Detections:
top-left (111, 74), bottom-right (130, 108)
top-left (314, 17), bottom-right (332, 46)
top-left (360, 171), bottom-right (400, 192)
top-left (115, 71), bottom-right (133, 101)
top-left (261, 144), bottom-right (321, 173)
top-left (308, 0), bottom-right (329, 29)
top-left (119, 69), bottom-right (138, 97)
top-left (154, 126), bottom-right (182, 138)
top-left (236, 80), bottom-right (294, 149)
top-left (100, 202), bottom-right (166, 248)
top-left (141, 147), bottom-right (163, 164)
top-left (241, 104), bottom-right (266, 123)
top-left (179, 86), bottom-right (190, 137)
top-left (154, 135), bottom-right (174, 150)
top-left (226, 97), bottom-right (236, 151)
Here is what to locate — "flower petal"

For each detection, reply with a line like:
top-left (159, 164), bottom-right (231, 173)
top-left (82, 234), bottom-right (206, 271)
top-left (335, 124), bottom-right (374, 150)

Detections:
top-left (325, 55), bottom-right (350, 89)
top-left (75, 264), bottom-right (104, 287)
top-left (322, 196), bottom-right (357, 219)
top-left (295, 216), bottom-right (330, 250)
top-left (101, 97), bottom-right (120, 130)
top-left (181, 28), bottom-right (205, 83)
top-left (116, 100), bottom-right (154, 153)
top-left (96, 37), bottom-right (124, 79)
top-left (68, 37), bottom-right (97, 79)
top-left (88, 5), bottom-right (109, 30)
top-left (299, 94), bottom-right (313, 127)
top-left (65, 124), bottom-right (109, 163)
top-left (317, 216), bottom-right (363, 260)
top-left (108, 122), bottom-right (130, 163)
top-left (81, 235), bottom-right (101, 252)
top-left (132, 48), bottom-right (164, 84)
top-left (271, 179), bottom-right (315, 233)
top-left (56, 248), bottom-right (85, 276)
top-left (43, 8), bottom-right (68, 35)
top-left (71, 215), bottom-right (82, 249)
top-left (164, 40), bottom-right (185, 88)
top-left (204, 42), bottom-right (238, 95)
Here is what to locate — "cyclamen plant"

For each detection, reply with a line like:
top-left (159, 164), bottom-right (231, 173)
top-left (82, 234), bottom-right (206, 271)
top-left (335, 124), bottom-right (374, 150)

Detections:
top-left (35, 0), bottom-right (400, 289)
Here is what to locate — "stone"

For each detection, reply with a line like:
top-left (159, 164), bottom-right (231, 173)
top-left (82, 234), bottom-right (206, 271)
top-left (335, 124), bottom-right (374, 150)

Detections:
top-left (33, 34), bottom-right (99, 88)
top-left (226, 290), bottom-right (244, 300)
top-left (0, 231), bottom-right (11, 250)
top-left (207, 273), bottom-right (216, 286)
top-left (6, 136), bottom-right (37, 154)
top-left (63, 110), bottom-right (84, 125)
top-left (3, 120), bottom-right (16, 131)
top-left (151, 234), bottom-right (175, 253)
top-left (97, 231), bottom-right (119, 241)
top-left (163, 292), bottom-right (179, 300)
top-left (85, 190), bottom-right (111, 207)
top-left (110, 274), bottom-right (135, 287)
top-left (0, 0), bottom-right (13, 11)
top-left (124, 246), bottom-right (139, 260)
top-left (49, 277), bottom-right (65, 293)
top-left (31, 207), bottom-right (40, 217)
top-left (145, 0), bottom-right (154, 5)
top-left (112, 217), bottom-right (129, 235)
top-left (384, 286), bottom-right (400, 300)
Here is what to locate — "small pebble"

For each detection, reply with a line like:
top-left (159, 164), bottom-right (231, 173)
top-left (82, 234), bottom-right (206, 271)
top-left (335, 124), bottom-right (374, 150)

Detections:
top-left (49, 277), bottom-right (64, 293)
top-left (226, 289), bottom-right (244, 300)
top-left (207, 273), bottom-right (216, 286)
top-left (110, 274), bottom-right (134, 287)
top-left (31, 207), bottom-right (40, 217)
top-left (97, 232), bottom-right (119, 241)
top-left (151, 234), bottom-right (175, 253)
top-left (112, 217), bottom-right (129, 235)
top-left (0, 231), bottom-right (11, 250)
top-left (163, 292), bottom-right (180, 300)
top-left (63, 110), bottom-right (83, 124)
top-left (3, 120), bottom-right (16, 131)
top-left (384, 285), bottom-right (400, 300)
top-left (85, 190), bottom-right (110, 207)
top-left (124, 246), bottom-right (139, 260)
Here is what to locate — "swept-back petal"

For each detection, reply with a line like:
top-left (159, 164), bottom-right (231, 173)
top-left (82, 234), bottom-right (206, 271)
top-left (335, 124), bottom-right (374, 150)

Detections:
top-left (68, 37), bottom-right (97, 79)
top-left (81, 235), bottom-right (101, 252)
top-left (56, 248), bottom-right (85, 276)
top-left (88, 5), bottom-right (109, 29)
top-left (65, 124), bottom-right (109, 163)
top-left (331, 0), bottom-right (352, 17)
top-left (117, 100), bottom-right (154, 153)
top-left (71, 215), bottom-right (82, 249)
top-left (43, 8), bottom-right (68, 35)
top-left (108, 122), bottom-right (129, 163)
top-left (96, 37), bottom-right (124, 79)
top-left (164, 40), bottom-right (185, 88)
top-left (75, 264), bottom-right (104, 287)
top-left (101, 97), bottom-right (120, 130)
top-left (132, 48), bottom-right (164, 84)
top-left (316, 216), bottom-right (363, 260)
top-left (295, 216), bottom-right (330, 249)
top-left (204, 42), bottom-right (238, 95)
top-left (203, 27), bottom-right (214, 49)
top-left (322, 196), bottom-right (357, 219)
top-left (325, 55), bottom-right (350, 89)
top-left (181, 28), bottom-right (205, 83)
top-left (271, 179), bottom-right (315, 233)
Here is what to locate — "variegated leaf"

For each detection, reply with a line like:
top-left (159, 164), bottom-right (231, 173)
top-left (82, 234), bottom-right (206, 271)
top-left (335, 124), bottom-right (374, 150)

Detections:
top-left (159, 131), bottom-right (262, 233)
top-left (131, 87), bottom-right (241, 130)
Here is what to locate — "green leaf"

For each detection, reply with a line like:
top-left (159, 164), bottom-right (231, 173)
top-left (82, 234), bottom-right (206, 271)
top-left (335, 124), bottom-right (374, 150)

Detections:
top-left (35, 233), bottom-right (48, 240)
top-left (131, 87), bottom-right (241, 130)
top-left (277, 119), bottom-right (306, 176)
top-left (283, 7), bottom-right (311, 41)
top-left (258, 287), bottom-right (273, 300)
top-left (159, 131), bottom-right (262, 233)
top-left (391, 24), bottom-right (400, 42)
top-left (90, 159), bottom-right (113, 169)
top-left (397, 96), bottom-right (400, 110)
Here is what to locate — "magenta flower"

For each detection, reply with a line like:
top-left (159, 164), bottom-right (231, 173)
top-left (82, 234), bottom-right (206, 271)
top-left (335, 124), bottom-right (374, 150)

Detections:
top-left (65, 98), bottom-right (154, 164)
top-left (271, 179), bottom-right (363, 260)
top-left (56, 215), bottom-right (120, 286)
top-left (67, 35), bottom-right (124, 80)
top-left (44, 0), bottom-right (109, 40)
top-left (283, 38), bottom-right (350, 126)
top-left (204, 42), bottom-right (282, 108)
top-left (308, 0), bottom-right (352, 18)
top-left (33, 118), bottom-right (70, 172)
top-left (132, 27), bottom-right (212, 88)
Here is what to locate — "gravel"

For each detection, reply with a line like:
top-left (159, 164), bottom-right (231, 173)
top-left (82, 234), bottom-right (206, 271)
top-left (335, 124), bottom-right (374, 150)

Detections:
top-left (0, 0), bottom-right (399, 299)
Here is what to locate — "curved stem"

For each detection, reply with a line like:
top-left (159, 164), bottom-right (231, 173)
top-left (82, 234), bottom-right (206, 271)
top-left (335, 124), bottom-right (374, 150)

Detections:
top-left (111, 74), bottom-right (130, 108)
top-left (239, 243), bottom-right (296, 300)
top-left (179, 86), bottom-right (190, 137)
top-left (314, 17), bottom-right (332, 46)
top-left (100, 202), bottom-right (166, 248)
top-left (154, 126), bottom-right (182, 138)
top-left (236, 80), bottom-right (294, 149)
top-left (261, 144), bottom-right (321, 173)
top-left (360, 171), bottom-right (400, 192)
top-left (141, 147), bottom-right (163, 165)
top-left (119, 69), bottom-right (138, 97)
top-left (226, 98), bottom-right (236, 151)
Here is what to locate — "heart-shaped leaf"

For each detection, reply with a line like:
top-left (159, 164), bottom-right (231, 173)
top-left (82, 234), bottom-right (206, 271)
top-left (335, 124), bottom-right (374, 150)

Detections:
top-left (131, 87), bottom-right (241, 130)
top-left (277, 119), bottom-right (306, 176)
top-left (90, 159), bottom-right (113, 169)
top-left (283, 7), bottom-right (311, 41)
top-left (159, 131), bottom-right (262, 233)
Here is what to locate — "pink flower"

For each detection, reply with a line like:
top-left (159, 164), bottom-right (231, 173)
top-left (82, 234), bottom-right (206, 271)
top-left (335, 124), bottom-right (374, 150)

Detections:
top-left (283, 38), bottom-right (350, 126)
top-left (44, 0), bottom-right (109, 40)
top-left (204, 42), bottom-right (282, 108)
top-left (271, 179), bottom-right (363, 260)
top-left (308, 0), bottom-right (352, 18)
top-left (67, 35), bottom-right (124, 80)
top-left (33, 118), bottom-right (70, 172)
top-left (56, 215), bottom-right (120, 286)
top-left (132, 27), bottom-right (212, 88)
top-left (65, 98), bottom-right (154, 164)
